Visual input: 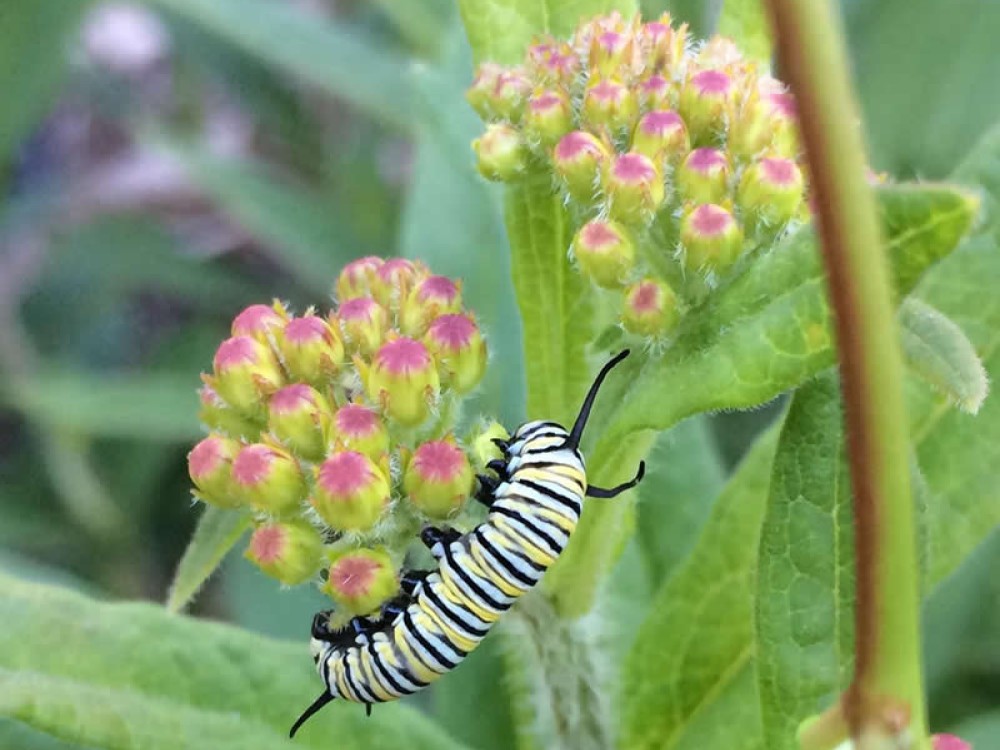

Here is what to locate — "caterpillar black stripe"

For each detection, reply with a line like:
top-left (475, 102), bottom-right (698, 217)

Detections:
top-left (290, 350), bottom-right (645, 737)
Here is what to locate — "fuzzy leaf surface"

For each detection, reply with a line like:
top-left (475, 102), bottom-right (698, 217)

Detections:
top-left (167, 506), bottom-right (253, 613)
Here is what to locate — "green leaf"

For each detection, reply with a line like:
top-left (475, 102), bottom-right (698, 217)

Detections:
top-left (621, 428), bottom-right (779, 750)
top-left (141, 0), bottom-right (416, 130)
top-left (0, 573), bottom-right (467, 749)
top-left (717, 0), bottom-right (771, 64)
top-left (457, 0), bottom-right (638, 65)
top-left (899, 297), bottom-right (988, 414)
top-left (166, 505), bottom-right (253, 613)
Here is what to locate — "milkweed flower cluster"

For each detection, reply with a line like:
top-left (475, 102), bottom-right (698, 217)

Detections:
top-left (468, 11), bottom-right (808, 340)
top-left (187, 257), bottom-right (492, 621)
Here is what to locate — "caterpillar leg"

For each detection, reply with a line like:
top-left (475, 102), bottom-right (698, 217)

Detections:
top-left (400, 569), bottom-right (430, 596)
top-left (420, 526), bottom-right (462, 559)
top-left (475, 473), bottom-right (500, 507)
top-left (486, 458), bottom-right (509, 480)
top-left (585, 460), bottom-right (646, 499)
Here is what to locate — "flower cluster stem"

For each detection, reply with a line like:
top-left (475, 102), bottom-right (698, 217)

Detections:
top-left (763, 1), bottom-right (928, 748)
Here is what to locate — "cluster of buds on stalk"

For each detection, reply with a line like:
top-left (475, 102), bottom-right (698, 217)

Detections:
top-left (187, 257), bottom-right (496, 623)
top-left (468, 12), bottom-right (810, 341)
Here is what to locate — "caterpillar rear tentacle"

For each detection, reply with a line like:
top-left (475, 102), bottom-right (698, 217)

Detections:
top-left (290, 350), bottom-right (644, 738)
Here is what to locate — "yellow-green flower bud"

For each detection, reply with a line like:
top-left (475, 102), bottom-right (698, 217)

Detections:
top-left (528, 42), bottom-right (580, 88)
top-left (676, 147), bottom-right (731, 204)
top-left (643, 15), bottom-right (688, 75)
top-left (491, 69), bottom-right (532, 122)
top-left (268, 383), bottom-right (331, 462)
top-left (209, 335), bottom-right (284, 416)
top-left (553, 130), bottom-right (611, 203)
top-left (466, 62), bottom-right (504, 120)
top-left (473, 123), bottom-right (529, 182)
top-left (329, 403), bottom-right (389, 460)
top-left (737, 156), bottom-right (805, 229)
top-left (197, 384), bottom-right (261, 439)
top-left (403, 439), bottom-right (475, 518)
top-left (337, 297), bottom-right (389, 357)
top-left (311, 450), bottom-right (390, 531)
top-left (587, 28), bottom-right (633, 78)
top-left (604, 152), bottom-right (665, 225)
top-left (371, 258), bottom-right (426, 312)
top-left (231, 302), bottom-right (288, 343)
top-left (188, 434), bottom-right (242, 508)
top-left (621, 278), bottom-right (680, 337)
top-left (637, 75), bottom-right (673, 112)
top-left (581, 78), bottom-right (638, 135)
top-left (571, 219), bottom-right (635, 289)
top-left (679, 68), bottom-right (737, 144)
top-left (400, 275), bottom-right (463, 337)
top-left (469, 420), bottom-right (510, 467)
top-left (323, 547), bottom-right (398, 616)
top-left (424, 314), bottom-right (488, 394)
top-left (232, 442), bottom-right (307, 515)
top-left (365, 337), bottom-right (440, 426)
top-left (680, 203), bottom-right (745, 273)
top-left (524, 89), bottom-right (573, 147)
top-left (245, 521), bottom-right (324, 585)
top-left (335, 256), bottom-right (384, 301)
top-left (279, 315), bottom-right (344, 386)
top-left (632, 110), bottom-right (689, 165)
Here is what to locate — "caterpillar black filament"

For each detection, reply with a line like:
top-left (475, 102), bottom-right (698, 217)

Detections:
top-left (290, 350), bottom-right (645, 737)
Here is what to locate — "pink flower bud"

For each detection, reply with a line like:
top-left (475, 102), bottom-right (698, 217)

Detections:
top-left (588, 29), bottom-right (633, 77)
top-left (424, 314), bottom-right (488, 394)
top-left (491, 69), bottom-right (532, 122)
top-left (676, 147), bottom-right (731, 204)
top-left (232, 442), bottom-right (307, 514)
top-left (371, 258), bottom-right (426, 311)
top-left (330, 403), bottom-right (389, 460)
top-left (737, 156), bottom-right (805, 230)
top-left (621, 278), bottom-right (680, 337)
top-left (245, 521), bottom-right (324, 585)
top-left (403, 439), bottom-right (475, 518)
top-left (631, 110), bottom-right (689, 164)
top-left (400, 275), bottom-right (463, 337)
top-left (553, 130), bottom-right (611, 202)
top-left (323, 548), bottom-right (398, 616)
top-left (231, 302), bottom-right (287, 342)
top-left (603, 152), bottom-right (665, 225)
top-left (581, 78), bottom-right (638, 135)
top-left (534, 48), bottom-right (579, 88)
top-left (365, 337), bottom-right (440, 426)
top-left (197, 384), bottom-right (261, 438)
top-left (679, 69), bottom-right (737, 144)
top-left (267, 383), bottom-right (331, 461)
top-left (466, 62), bottom-right (504, 120)
top-left (765, 89), bottom-right (799, 157)
top-left (188, 434), bottom-right (242, 508)
top-left (643, 15), bottom-right (688, 75)
top-left (279, 315), bottom-right (345, 386)
top-left (311, 451), bottom-right (390, 531)
top-left (697, 37), bottom-right (743, 68)
top-left (637, 75), bottom-right (673, 112)
top-left (335, 256), bottom-right (384, 301)
top-left (524, 89), bottom-right (573, 147)
top-left (473, 123), bottom-right (529, 182)
top-left (209, 335), bottom-right (284, 416)
top-left (571, 219), bottom-right (636, 289)
top-left (337, 296), bottom-right (389, 357)
top-left (931, 734), bottom-right (971, 750)
top-left (680, 203), bottom-right (745, 273)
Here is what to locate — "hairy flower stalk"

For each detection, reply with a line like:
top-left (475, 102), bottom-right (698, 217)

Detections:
top-left (468, 11), bottom-right (810, 342)
top-left (187, 257), bottom-right (491, 622)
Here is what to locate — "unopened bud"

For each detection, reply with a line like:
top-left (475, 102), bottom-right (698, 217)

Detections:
top-left (491, 69), bottom-right (532, 122)
top-left (268, 383), bottom-right (331, 461)
top-left (679, 69), bottom-right (736, 144)
top-left (680, 203), bottom-right (745, 272)
top-left (404, 439), bottom-right (475, 518)
top-left (524, 90), bottom-right (573, 147)
top-left (621, 278), bottom-right (680, 337)
top-left (209, 336), bottom-right (284, 416)
top-left (676, 147), bottom-right (730, 204)
top-left (232, 442), bottom-right (307, 514)
top-left (571, 220), bottom-right (635, 289)
top-left (231, 302), bottom-right (287, 342)
top-left (335, 256), bottom-right (383, 301)
top-left (466, 62), bottom-right (504, 119)
top-left (370, 258), bottom-right (426, 311)
top-left (553, 131), bottom-right (611, 202)
top-left (424, 314), bottom-right (488, 394)
top-left (311, 451), bottom-right (390, 531)
top-left (470, 420), bottom-right (510, 467)
top-left (765, 89), bottom-right (799, 157)
top-left (697, 37), bottom-right (743, 68)
top-left (198, 384), bottom-right (261, 438)
top-left (337, 297), bottom-right (389, 357)
top-left (279, 315), bottom-right (344, 386)
top-left (631, 110), bottom-right (689, 164)
top-left (644, 16), bottom-right (687, 74)
top-left (604, 152), bottom-right (665, 225)
top-left (581, 78), bottom-right (638, 135)
top-left (323, 547), bottom-right (398, 616)
top-left (931, 734), bottom-right (971, 750)
top-left (330, 403), bottom-right (389, 460)
top-left (365, 337), bottom-right (440, 426)
top-left (737, 156), bottom-right (804, 229)
top-left (473, 123), bottom-right (529, 182)
top-left (637, 75), bottom-right (673, 112)
top-left (400, 275), bottom-right (463, 337)
top-left (588, 29), bottom-right (633, 77)
top-left (188, 434), bottom-right (242, 508)
top-left (245, 521), bottom-right (324, 585)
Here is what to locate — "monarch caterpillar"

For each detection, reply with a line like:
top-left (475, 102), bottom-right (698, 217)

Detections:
top-left (290, 350), bottom-right (645, 737)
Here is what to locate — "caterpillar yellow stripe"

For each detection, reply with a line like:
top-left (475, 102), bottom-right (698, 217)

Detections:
top-left (290, 350), bottom-right (645, 737)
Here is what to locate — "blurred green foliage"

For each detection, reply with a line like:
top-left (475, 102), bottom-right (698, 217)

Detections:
top-left (0, 0), bottom-right (998, 747)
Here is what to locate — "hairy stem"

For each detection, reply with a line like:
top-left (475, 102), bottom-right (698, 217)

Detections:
top-left (763, 1), bottom-right (928, 748)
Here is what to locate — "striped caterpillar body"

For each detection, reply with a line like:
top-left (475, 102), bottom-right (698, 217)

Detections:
top-left (290, 350), bottom-right (645, 737)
